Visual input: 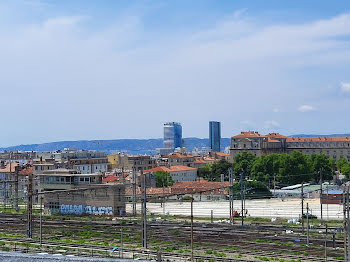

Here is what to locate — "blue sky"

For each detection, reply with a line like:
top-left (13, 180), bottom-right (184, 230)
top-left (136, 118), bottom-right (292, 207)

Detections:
top-left (0, 0), bottom-right (350, 147)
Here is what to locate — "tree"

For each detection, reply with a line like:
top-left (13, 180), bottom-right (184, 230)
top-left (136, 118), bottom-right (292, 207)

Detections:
top-left (154, 171), bottom-right (174, 187)
top-left (284, 151), bottom-right (312, 185)
top-left (233, 151), bottom-right (256, 178)
top-left (251, 154), bottom-right (284, 186)
top-left (342, 163), bottom-right (350, 178)
top-left (198, 164), bottom-right (212, 181)
top-left (211, 159), bottom-right (233, 181)
top-left (310, 154), bottom-right (335, 182)
top-left (198, 160), bottom-right (232, 182)
top-left (337, 157), bottom-right (348, 172)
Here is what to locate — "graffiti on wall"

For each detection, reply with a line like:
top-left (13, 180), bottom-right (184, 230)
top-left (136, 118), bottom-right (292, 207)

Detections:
top-left (60, 204), bottom-right (113, 216)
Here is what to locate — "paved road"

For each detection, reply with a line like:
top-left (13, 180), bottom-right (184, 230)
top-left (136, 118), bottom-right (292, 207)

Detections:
top-left (127, 198), bottom-right (344, 220)
top-left (0, 251), bottom-right (147, 262)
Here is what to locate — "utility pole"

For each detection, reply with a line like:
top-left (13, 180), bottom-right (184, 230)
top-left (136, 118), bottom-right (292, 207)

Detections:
top-left (40, 196), bottom-right (43, 247)
top-left (221, 174), bottom-right (224, 200)
top-left (121, 167), bottom-right (125, 184)
top-left (190, 195), bottom-right (194, 262)
top-left (120, 218), bottom-right (123, 259)
top-left (141, 171), bottom-right (147, 249)
top-left (343, 189), bottom-right (347, 261)
top-left (306, 203), bottom-right (309, 246)
top-left (240, 173), bottom-right (244, 226)
top-left (14, 165), bottom-right (19, 212)
top-left (320, 169), bottom-right (323, 221)
top-left (324, 224), bottom-right (328, 262)
top-left (229, 168), bottom-right (234, 224)
top-left (132, 167), bottom-right (136, 216)
top-left (347, 186), bottom-right (350, 261)
top-left (27, 173), bottom-right (33, 239)
top-left (301, 182), bottom-right (304, 234)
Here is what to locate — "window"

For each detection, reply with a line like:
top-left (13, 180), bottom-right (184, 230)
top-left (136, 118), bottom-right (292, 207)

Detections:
top-left (48, 202), bottom-right (59, 209)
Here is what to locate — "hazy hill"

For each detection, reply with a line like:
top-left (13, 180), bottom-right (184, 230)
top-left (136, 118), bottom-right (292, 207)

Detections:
top-left (2, 133), bottom-right (349, 154)
top-left (0, 138), bottom-right (231, 154)
top-left (290, 134), bottom-right (350, 137)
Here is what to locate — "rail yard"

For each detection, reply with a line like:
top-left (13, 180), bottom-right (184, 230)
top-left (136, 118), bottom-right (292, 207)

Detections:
top-left (0, 210), bottom-right (346, 262)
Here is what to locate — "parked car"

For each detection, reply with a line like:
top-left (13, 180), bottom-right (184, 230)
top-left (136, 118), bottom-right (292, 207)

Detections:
top-left (302, 213), bottom-right (317, 219)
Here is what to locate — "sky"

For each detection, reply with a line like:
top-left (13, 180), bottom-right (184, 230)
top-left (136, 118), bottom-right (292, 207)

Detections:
top-left (1, 0), bottom-right (350, 147)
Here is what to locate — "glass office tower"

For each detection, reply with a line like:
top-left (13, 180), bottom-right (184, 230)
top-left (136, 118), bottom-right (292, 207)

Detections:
top-left (209, 121), bottom-right (221, 152)
top-left (164, 122), bottom-right (182, 149)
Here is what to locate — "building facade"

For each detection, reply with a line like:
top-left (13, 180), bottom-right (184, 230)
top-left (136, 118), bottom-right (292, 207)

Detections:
top-left (44, 184), bottom-right (125, 216)
top-left (209, 121), bottom-right (221, 152)
top-left (164, 122), bottom-right (182, 149)
top-left (230, 131), bottom-right (350, 162)
top-left (167, 153), bottom-right (195, 167)
top-left (144, 165), bottom-right (197, 182)
top-left (38, 169), bottom-right (102, 192)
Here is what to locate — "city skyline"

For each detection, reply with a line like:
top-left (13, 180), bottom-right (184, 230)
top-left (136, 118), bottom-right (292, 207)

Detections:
top-left (0, 1), bottom-right (350, 147)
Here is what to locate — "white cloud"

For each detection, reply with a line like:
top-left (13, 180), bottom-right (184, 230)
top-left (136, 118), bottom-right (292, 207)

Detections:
top-left (240, 120), bottom-right (255, 126)
top-left (0, 4), bottom-right (350, 144)
top-left (298, 105), bottom-right (316, 112)
top-left (340, 82), bottom-right (350, 93)
top-left (264, 120), bottom-right (280, 129)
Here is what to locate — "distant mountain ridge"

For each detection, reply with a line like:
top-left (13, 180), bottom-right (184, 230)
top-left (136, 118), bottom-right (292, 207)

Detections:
top-left (0, 138), bottom-right (231, 154)
top-left (290, 134), bottom-right (350, 138)
top-left (1, 134), bottom-right (349, 154)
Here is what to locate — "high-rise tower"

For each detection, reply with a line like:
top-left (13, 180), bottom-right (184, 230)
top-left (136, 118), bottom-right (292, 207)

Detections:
top-left (164, 122), bottom-right (182, 149)
top-left (209, 121), bottom-right (221, 152)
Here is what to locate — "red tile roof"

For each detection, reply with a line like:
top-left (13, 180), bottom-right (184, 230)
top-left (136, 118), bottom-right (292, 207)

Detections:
top-left (267, 133), bottom-right (288, 138)
top-left (169, 165), bottom-right (197, 172)
top-left (167, 153), bottom-right (194, 159)
top-left (0, 163), bottom-right (19, 173)
top-left (124, 180), bottom-right (231, 196)
top-left (171, 180), bottom-right (230, 195)
top-left (233, 131), bottom-right (350, 143)
top-left (286, 137), bottom-right (350, 142)
top-left (214, 152), bottom-right (229, 157)
top-left (19, 166), bottom-right (33, 176)
top-left (234, 131), bottom-right (266, 138)
top-left (144, 166), bottom-right (171, 173)
top-left (144, 165), bottom-right (197, 173)
top-left (102, 173), bottom-right (127, 183)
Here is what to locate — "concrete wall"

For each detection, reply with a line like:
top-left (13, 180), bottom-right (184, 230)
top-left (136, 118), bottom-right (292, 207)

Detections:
top-left (170, 170), bottom-right (197, 182)
top-left (44, 184), bottom-right (125, 216)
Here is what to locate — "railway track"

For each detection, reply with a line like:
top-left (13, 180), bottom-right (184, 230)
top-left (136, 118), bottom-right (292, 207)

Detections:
top-left (0, 213), bottom-right (345, 261)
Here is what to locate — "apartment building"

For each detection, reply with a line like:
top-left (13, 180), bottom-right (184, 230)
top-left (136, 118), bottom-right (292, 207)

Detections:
top-left (167, 153), bottom-right (195, 167)
top-left (144, 165), bottom-right (197, 182)
top-left (38, 168), bottom-right (102, 192)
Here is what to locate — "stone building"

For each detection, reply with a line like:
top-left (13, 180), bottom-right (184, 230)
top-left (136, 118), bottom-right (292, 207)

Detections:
top-left (108, 154), bottom-right (157, 172)
top-left (230, 131), bottom-right (350, 162)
